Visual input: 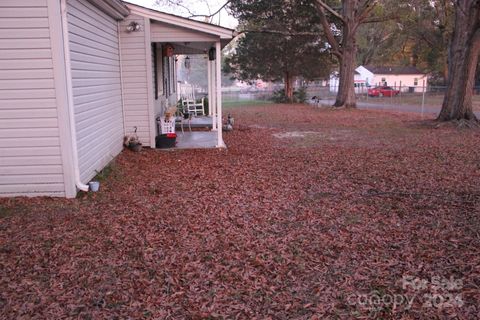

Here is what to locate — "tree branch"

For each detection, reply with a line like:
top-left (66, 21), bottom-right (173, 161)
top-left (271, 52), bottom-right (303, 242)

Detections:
top-left (237, 29), bottom-right (322, 37)
top-left (187, 1), bottom-right (230, 19)
top-left (314, 2), bottom-right (342, 58)
top-left (357, 0), bottom-right (378, 25)
top-left (316, 0), bottom-right (345, 23)
top-left (155, 0), bottom-right (230, 21)
top-left (361, 14), bottom-right (398, 24)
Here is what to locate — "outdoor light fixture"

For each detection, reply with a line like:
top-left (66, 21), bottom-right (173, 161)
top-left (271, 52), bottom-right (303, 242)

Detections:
top-left (208, 47), bottom-right (216, 61)
top-left (126, 21), bottom-right (141, 32)
top-left (184, 56), bottom-right (191, 69)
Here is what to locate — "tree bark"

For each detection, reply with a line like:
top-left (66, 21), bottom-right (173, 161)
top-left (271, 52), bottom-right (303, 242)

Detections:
top-left (284, 72), bottom-right (294, 102)
top-left (334, 21), bottom-right (357, 108)
top-left (438, 0), bottom-right (480, 122)
top-left (316, 0), bottom-right (372, 109)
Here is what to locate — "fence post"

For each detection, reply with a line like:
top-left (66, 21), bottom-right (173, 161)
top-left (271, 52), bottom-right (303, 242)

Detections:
top-left (421, 80), bottom-right (426, 119)
top-left (399, 81), bottom-right (402, 107)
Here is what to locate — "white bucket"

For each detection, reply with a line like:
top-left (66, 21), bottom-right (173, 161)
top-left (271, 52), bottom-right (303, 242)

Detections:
top-left (88, 181), bottom-right (100, 192)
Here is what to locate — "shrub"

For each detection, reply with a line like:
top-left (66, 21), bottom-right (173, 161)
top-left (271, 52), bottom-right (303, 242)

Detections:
top-left (270, 87), bottom-right (307, 103)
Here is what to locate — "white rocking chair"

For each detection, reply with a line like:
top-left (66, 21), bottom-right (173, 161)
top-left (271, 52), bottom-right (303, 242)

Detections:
top-left (178, 83), bottom-right (205, 116)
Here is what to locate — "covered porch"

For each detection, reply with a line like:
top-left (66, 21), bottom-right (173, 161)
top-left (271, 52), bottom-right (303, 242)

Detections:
top-left (119, 3), bottom-right (234, 150)
top-left (147, 6), bottom-right (233, 149)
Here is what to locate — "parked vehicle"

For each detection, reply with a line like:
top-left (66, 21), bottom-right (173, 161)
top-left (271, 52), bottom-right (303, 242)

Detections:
top-left (367, 86), bottom-right (400, 97)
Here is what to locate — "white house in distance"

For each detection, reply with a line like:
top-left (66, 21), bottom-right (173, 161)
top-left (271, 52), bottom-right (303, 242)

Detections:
top-left (0, 0), bottom-right (234, 198)
top-left (330, 66), bottom-right (428, 93)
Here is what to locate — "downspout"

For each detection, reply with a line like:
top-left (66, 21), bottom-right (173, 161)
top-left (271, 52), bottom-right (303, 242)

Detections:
top-left (117, 20), bottom-right (127, 136)
top-left (60, 0), bottom-right (89, 192)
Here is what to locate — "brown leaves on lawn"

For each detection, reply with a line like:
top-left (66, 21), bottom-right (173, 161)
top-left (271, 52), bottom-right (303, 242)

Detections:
top-left (1, 104), bottom-right (479, 319)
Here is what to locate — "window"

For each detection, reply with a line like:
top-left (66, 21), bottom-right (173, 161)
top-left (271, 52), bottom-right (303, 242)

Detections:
top-left (414, 78), bottom-right (418, 86)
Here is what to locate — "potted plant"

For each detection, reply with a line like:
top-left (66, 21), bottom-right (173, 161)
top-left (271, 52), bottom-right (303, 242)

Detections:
top-left (124, 127), bottom-right (142, 152)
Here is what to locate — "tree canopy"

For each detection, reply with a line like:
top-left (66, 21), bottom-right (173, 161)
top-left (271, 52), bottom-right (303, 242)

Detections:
top-left (226, 0), bottom-right (332, 101)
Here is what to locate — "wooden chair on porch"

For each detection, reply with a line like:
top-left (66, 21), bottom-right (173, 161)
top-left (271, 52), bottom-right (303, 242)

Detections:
top-left (178, 83), bottom-right (205, 116)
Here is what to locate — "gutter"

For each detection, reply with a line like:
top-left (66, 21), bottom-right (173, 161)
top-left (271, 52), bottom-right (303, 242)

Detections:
top-left (60, 0), bottom-right (89, 192)
top-left (90, 0), bottom-right (130, 20)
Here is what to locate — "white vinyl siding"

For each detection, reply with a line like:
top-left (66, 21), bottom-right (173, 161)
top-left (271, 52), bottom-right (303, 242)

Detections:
top-left (67, 0), bottom-right (124, 183)
top-left (119, 15), bottom-right (152, 145)
top-left (0, 0), bottom-right (65, 197)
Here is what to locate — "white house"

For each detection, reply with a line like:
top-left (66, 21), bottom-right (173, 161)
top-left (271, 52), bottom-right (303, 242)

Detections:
top-left (329, 70), bottom-right (367, 93)
top-left (0, 0), bottom-right (234, 198)
top-left (330, 66), bottom-right (428, 93)
top-left (356, 65), bottom-right (428, 93)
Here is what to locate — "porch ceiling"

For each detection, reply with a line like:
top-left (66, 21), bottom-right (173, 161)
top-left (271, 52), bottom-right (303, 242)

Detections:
top-left (166, 42), bottom-right (213, 55)
top-left (153, 40), bottom-right (232, 55)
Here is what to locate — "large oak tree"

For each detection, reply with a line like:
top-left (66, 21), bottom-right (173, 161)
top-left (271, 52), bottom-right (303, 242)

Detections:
top-left (438, 0), bottom-right (480, 122)
top-left (315, 0), bottom-right (380, 108)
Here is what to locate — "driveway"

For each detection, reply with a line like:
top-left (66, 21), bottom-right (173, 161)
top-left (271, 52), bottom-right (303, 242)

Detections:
top-left (318, 99), bottom-right (480, 117)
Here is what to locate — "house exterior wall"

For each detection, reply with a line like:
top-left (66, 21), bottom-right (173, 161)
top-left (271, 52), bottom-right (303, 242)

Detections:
top-left (0, 0), bottom-right (68, 197)
top-left (355, 66), bottom-right (375, 86)
top-left (67, 0), bottom-right (124, 183)
top-left (329, 72), bottom-right (368, 93)
top-left (118, 14), bottom-right (153, 146)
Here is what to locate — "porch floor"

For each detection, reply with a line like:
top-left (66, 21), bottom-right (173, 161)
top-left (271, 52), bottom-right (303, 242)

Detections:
top-left (175, 116), bottom-right (213, 129)
top-left (175, 131), bottom-right (218, 149)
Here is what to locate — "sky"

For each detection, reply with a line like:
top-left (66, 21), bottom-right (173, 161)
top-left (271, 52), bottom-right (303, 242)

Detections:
top-left (125, 0), bottom-right (238, 29)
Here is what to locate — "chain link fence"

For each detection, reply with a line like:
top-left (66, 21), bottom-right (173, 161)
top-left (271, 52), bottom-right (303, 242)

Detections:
top-left (222, 85), bottom-right (480, 114)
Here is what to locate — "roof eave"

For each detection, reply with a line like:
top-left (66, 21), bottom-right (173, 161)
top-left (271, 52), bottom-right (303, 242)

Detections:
top-left (89, 0), bottom-right (130, 20)
top-left (124, 2), bottom-right (235, 40)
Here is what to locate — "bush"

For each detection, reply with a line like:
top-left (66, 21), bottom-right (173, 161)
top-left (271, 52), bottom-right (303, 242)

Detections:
top-left (271, 87), bottom-right (307, 103)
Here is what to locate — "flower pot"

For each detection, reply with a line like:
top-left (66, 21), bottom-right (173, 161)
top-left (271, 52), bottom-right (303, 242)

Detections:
top-left (156, 133), bottom-right (177, 148)
top-left (89, 181), bottom-right (100, 192)
top-left (128, 142), bottom-right (142, 152)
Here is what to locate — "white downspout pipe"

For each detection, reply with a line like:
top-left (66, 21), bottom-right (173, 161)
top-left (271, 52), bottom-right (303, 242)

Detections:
top-left (60, 0), bottom-right (89, 192)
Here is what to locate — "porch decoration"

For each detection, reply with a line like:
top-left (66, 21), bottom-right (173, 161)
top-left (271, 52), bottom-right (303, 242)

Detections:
top-left (163, 43), bottom-right (175, 57)
top-left (155, 133), bottom-right (177, 148)
top-left (158, 106), bottom-right (177, 134)
top-left (123, 127), bottom-right (142, 152)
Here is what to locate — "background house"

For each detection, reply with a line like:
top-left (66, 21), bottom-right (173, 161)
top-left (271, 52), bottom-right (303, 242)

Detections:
top-left (329, 70), bottom-right (367, 93)
top-left (0, 0), bottom-right (233, 198)
top-left (329, 66), bottom-right (428, 93)
top-left (356, 66), bottom-right (428, 93)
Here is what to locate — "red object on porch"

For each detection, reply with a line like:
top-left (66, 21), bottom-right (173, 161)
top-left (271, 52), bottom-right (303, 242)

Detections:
top-left (163, 43), bottom-right (174, 57)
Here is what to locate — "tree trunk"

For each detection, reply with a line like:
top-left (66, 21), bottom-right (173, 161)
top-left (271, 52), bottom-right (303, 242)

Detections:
top-left (284, 72), bottom-right (294, 102)
top-left (438, 1), bottom-right (480, 122)
top-left (333, 3), bottom-right (357, 108)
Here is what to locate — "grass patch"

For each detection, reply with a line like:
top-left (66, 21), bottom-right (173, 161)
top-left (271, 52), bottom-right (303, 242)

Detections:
top-left (93, 160), bottom-right (121, 182)
top-left (223, 100), bottom-right (273, 108)
top-left (0, 205), bottom-right (13, 219)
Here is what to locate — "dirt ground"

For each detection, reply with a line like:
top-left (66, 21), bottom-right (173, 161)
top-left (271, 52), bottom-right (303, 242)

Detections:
top-left (1, 104), bottom-right (479, 319)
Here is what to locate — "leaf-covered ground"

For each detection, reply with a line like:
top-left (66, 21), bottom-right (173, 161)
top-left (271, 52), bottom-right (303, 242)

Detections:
top-left (1, 104), bottom-right (479, 319)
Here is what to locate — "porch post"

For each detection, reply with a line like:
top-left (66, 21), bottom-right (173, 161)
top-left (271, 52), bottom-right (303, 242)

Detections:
top-left (215, 41), bottom-right (224, 147)
top-left (211, 56), bottom-right (217, 131)
top-left (207, 58), bottom-right (212, 117)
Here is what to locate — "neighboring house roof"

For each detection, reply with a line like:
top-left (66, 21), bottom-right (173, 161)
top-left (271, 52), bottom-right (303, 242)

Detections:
top-left (122, 1), bottom-right (236, 40)
top-left (363, 66), bottom-right (425, 75)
